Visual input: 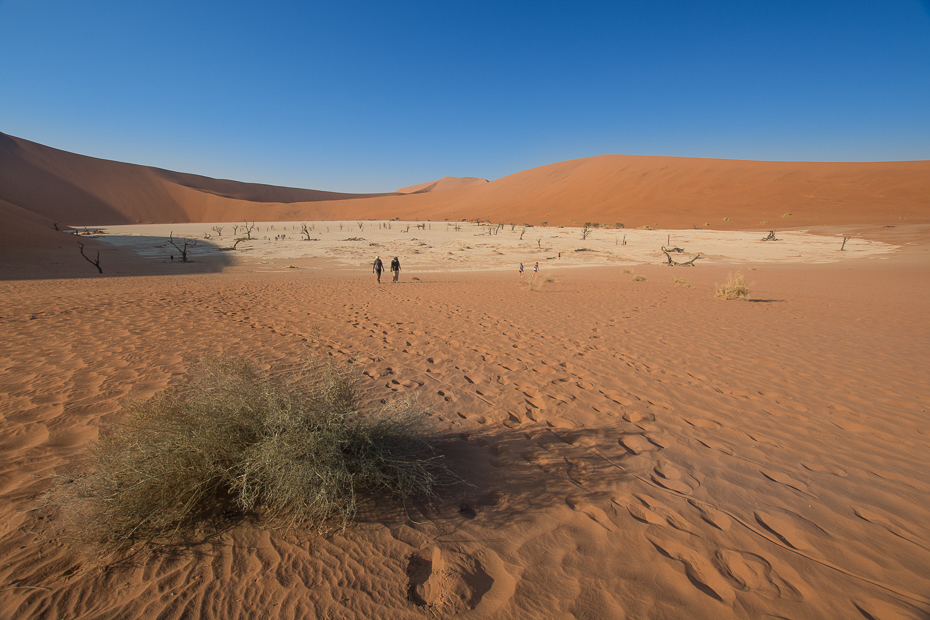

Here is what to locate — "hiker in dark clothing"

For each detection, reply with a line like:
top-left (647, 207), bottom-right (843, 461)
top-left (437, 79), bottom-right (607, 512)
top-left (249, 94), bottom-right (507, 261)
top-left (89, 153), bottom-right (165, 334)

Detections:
top-left (373, 256), bottom-right (384, 283)
top-left (390, 257), bottom-right (401, 283)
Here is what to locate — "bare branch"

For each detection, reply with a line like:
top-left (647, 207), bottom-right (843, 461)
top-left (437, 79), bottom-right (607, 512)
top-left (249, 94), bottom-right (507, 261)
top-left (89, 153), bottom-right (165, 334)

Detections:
top-left (77, 242), bottom-right (103, 273)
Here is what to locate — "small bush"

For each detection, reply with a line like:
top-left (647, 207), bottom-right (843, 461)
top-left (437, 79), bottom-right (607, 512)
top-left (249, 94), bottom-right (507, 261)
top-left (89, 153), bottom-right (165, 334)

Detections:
top-left (632, 275), bottom-right (646, 282)
top-left (715, 270), bottom-right (751, 300)
top-left (59, 356), bottom-right (454, 553)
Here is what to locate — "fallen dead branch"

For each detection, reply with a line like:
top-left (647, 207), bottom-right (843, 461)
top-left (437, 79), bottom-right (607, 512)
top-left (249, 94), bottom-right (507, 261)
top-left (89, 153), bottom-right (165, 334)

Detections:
top-left (661, 246), bottom-right (703, 266)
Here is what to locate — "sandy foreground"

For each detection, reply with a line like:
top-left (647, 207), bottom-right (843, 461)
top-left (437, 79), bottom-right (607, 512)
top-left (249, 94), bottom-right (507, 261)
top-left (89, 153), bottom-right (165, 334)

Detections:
top-left (1, 223), bottom-right (929, 619)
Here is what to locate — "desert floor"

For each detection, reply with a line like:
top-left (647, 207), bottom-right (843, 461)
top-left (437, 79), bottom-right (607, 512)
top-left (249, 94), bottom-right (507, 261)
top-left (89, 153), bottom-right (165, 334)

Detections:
top-left (1, 223), bottom-right (928, 619)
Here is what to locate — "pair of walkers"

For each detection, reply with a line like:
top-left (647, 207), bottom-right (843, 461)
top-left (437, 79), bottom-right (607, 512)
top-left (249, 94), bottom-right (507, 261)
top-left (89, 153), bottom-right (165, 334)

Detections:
top-left (373, 256), bottom-right (401, 283)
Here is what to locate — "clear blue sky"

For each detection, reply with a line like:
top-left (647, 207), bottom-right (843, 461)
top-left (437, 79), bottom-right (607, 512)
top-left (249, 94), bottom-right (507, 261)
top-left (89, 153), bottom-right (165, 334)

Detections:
top-left (2, 1), bottom-right (929, 193)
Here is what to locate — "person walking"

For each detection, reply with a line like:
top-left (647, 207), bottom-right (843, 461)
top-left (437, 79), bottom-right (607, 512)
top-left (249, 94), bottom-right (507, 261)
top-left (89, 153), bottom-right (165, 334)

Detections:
top-left (519, 263), bottom-right (524, 276)
top-left (373, 256), bottom-right (384, 283)
top-left (390, 256), bottom-right (401, 283)
top-left (533, 261), bottom-right (539, 277)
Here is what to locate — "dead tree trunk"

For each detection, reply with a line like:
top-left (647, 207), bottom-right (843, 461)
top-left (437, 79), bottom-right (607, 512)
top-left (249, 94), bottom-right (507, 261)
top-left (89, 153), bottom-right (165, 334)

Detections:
top-left (77, 242), bottom-right (103, 273)
top-left (841, 236), bottom-right (850, 250)
top-left (169, 232), bottom-right (196, 262)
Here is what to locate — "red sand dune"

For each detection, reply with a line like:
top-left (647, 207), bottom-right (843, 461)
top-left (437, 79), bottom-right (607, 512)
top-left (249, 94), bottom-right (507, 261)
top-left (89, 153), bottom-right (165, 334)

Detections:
top-left (2, 132), bottom-right (928, 235)
top-left (396, 176), bottom-right (489, 194)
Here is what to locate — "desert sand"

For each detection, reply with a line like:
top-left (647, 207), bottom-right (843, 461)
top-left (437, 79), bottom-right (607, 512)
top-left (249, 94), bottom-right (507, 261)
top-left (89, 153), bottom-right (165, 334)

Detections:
top-left (1, 137), bottom-right (929, 619)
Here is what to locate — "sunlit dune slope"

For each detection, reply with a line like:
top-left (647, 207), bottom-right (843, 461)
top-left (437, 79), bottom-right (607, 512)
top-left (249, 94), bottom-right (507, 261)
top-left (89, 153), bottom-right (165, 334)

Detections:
top-left (2, 132), bottom-right (928, 232)
top-left (396, 176), bottom-right (489, 194)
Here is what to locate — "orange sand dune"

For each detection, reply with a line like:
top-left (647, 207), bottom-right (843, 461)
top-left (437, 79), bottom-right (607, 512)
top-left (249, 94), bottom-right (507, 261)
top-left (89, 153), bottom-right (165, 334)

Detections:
top-left (0, 133), bottom-right (394, 226)
top-left (396, 176), bottom-right (489, 194)
top-left (3, 133), bottom-right (928, 236)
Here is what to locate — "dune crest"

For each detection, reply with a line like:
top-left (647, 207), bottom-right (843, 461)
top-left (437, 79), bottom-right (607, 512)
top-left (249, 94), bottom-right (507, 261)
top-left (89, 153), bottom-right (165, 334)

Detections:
top-left (396, 176), bottom-right (489, 194)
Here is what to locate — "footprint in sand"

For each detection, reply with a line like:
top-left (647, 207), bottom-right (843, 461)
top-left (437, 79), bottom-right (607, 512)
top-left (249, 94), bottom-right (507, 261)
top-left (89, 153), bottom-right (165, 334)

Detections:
top-left (619, 434), bottom-right (661, 455)
top-left (564, 457), bottom-right (593, 484)
top-left (801, 462), bottom-right (848, 477)
top-left (685, 417), bottom-right (722, 430)
top-left (852, 597), bottom-right (920, 620)
top-left (647, 536), bottom-right (735, 604)
top-left (406, 547), bottom-right (495, 612)
top-left (651, 460), bottom-right (699, 495)
top-left (760, 469), bottom-right (811, 495)
top-left (753, 511), bottom-right (816, 553)
top-left (566, 495), bottom-right (615, 531)
top-left (623, 410), bottom-right (654, 424)
top-left (715, 549), bottom-right (805, 601)
top-left (697, 438), bottom-right (734, 456)
top-left (601, 389), bottom-right (634, 406)
top-left (852, 506), bottom-right (930, 551)
top-left (687, 499), bottom-right (731, 531)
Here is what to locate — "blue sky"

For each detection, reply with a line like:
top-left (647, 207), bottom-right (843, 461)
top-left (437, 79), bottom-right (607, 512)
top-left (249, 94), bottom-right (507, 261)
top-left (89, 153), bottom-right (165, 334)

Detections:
top-left (2, 1), bottom-right (929, 192)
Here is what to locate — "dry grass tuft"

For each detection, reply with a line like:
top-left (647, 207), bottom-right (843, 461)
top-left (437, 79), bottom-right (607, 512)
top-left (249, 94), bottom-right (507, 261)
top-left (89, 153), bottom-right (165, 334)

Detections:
top-left (632, 274), bottom-right (646, 282)
top-left (715, 270), bottom-right (751, 300)
top-left (56, 356), bottom-right (454, 555)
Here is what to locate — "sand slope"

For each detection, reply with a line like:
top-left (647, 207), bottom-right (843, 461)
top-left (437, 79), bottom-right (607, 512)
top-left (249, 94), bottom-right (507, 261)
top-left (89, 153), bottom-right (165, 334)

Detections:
top-left (396, 176), bottom-right (489, 194)
top-left (3, 133), bottom-right (928, 235)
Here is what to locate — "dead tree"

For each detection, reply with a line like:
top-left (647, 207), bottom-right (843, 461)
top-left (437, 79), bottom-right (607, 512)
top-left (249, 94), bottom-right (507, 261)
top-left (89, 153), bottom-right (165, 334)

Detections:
top-left (661, 246), bottom-right (703, 266)
top-left (243, 222), bottom-right (256, 240)
top-left (300, 223), bottom-right (311, 240)
top-left (582, 223), bottom-right (592, 241)
top-left (169, 232), bottom-right (196, 262)
top-left (53, 222), bottom-right (60, 231)
top-left (841, 236), bottom-right (850, 250)
top-left (77, 242), bottom-right (103, 273)
top-left (357, 221), bottom-right (365, 231)
top-left (211, 225), bottom-right (224, 237)
top-left (520, 226), bottom-right (528, 240)
top-left (761, 230), bottom-right (779, 241)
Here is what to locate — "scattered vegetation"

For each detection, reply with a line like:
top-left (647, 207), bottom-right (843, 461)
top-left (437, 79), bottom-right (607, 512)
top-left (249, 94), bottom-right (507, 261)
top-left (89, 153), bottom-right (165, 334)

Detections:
top-left (56, 356), bottom-right (455, 556)
top-left (672, 277), bottom-right (692, 288)
top-left (632, 275), bottom-right (646, 282)
top-left (715, 270), bottom-right (751, 300)
top-left (782, 212), bottom-right (792, 218)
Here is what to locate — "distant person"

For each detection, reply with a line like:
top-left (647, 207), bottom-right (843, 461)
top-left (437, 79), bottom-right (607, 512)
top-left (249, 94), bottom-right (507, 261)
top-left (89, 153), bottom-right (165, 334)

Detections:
top-left (390, 257), bottom-right (401, 283)
top-left (373, 256), bottom-right (384, 283)
top-left (519, 263), bottom-right (524, 276)
top-left (533, 262), bottom-right (539, 277)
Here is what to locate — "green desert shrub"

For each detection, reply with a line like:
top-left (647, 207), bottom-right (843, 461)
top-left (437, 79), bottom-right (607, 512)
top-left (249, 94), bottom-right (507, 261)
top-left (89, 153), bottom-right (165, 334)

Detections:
top-left (715, 270), bottom-right (751, 300)
top-left (61, 356), bottom-right (453, 552)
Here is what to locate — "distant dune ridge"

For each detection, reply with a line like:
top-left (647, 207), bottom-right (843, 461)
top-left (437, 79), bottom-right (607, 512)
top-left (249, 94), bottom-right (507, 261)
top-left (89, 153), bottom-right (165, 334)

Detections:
top-left (396, 176), bottom-right (489, 194)
top-left (1, 131), bottom-right (928, 248)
